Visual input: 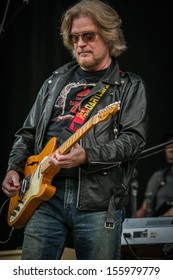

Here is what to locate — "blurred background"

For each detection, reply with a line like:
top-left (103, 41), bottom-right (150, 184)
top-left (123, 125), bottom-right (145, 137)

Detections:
top-left (0, 0), bottom-right (172, 251)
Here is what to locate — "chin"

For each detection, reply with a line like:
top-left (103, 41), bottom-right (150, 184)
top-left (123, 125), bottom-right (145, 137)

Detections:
top-left (78, 60), bottom-right (98, 71)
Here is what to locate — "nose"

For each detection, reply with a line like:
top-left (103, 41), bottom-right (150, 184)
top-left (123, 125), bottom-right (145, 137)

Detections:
top-left (77, 36), bottom-right (87, 46)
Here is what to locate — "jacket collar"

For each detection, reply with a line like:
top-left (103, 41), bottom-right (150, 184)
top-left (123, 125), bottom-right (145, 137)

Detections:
top-left (53, 57), bottom-right (122, 85)
top-left (101, 58), bottom-right (122, 86)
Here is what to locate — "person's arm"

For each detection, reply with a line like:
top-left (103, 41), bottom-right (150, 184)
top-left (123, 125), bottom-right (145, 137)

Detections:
top-left (84, 75), bottom-right (149, 172)
top-left (133, 200), bottom-right (147, 218)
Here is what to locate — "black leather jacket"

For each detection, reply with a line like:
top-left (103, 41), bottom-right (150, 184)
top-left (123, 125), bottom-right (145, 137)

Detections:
top-left (7, 58), bottom-right (149, 224)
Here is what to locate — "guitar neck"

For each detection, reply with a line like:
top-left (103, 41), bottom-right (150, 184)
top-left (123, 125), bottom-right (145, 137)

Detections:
top-left (58, 115), bottom-right (97, 154)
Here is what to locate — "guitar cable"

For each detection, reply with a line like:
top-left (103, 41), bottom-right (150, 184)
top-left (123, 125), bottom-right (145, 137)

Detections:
top-left (0, 197), bottom-right (15, 244)
top-left (122, 233), bottom-right (140, 260)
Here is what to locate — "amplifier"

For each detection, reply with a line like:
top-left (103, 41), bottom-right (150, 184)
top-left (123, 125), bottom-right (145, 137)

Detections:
top-left (121, 216), bottom-right (173, 245)
top-left (121, 217), bottom-right (173, 259)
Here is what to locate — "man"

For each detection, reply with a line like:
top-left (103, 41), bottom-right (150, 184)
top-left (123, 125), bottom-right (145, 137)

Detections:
top-left (2, 0), bottom-right (148, 259)
top-left (134, 132), bottom-right (173, 218)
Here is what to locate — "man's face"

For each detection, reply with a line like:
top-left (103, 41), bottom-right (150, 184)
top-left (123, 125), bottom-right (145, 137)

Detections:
top-left (70, 15), bottom-right (111, 71)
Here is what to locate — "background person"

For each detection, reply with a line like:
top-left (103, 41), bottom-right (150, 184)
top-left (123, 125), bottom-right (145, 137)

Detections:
top-left (134, 132), bottom-right (173, 218)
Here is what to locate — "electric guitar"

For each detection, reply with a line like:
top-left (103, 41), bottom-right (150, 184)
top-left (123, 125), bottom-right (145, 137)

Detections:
top-left (7, 102), bottom-right (120, 228)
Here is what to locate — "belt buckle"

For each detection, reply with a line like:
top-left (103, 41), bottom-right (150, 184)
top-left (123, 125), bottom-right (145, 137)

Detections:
top-left (104, 221), bottom-right (115, 229)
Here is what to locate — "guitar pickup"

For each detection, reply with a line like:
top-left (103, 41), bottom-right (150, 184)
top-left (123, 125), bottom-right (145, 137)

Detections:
top-left (19, 174), bottom-right (32, 195)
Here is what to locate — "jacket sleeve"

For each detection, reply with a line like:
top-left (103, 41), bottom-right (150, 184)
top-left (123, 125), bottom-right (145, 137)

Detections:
top-left (6, 78), bottom-right (50, 175)
top-left (84, 74), bottom-right (149, 172)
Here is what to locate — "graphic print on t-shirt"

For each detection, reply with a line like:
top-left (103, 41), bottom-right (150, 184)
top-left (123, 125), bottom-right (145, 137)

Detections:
top-left (55, 81), bottom-right (95, 123)
top-left (46, 79), bottom-right (96, 141)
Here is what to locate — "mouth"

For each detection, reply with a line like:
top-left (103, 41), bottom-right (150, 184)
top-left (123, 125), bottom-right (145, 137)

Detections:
top-left (78, 51), bottom-right (91, 56)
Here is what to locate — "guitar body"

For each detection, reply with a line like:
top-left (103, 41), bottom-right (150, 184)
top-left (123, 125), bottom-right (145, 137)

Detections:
top-left (8, 137), bottom-right (58, 229)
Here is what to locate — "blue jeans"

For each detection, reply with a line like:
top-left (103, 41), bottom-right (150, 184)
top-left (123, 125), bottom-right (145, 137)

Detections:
top-left (21, 178), bottom-right (125, 260)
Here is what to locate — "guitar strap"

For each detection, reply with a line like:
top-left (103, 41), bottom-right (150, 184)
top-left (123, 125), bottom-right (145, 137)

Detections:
top-left (63, 82), bottom-right (118, 229)
top-left (69, 83), bottom-right (110, 132)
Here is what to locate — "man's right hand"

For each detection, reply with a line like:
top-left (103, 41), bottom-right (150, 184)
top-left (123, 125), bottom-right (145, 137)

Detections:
top-left (2, 170), bottom-right (21, 198)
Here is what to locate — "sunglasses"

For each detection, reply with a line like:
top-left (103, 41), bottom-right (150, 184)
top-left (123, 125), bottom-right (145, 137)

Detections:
top-left (68, 32), bottom-right (98, 43)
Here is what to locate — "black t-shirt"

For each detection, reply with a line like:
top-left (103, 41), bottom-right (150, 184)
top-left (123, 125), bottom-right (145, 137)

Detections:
top-left (44, 66), bottom-right (107, 179)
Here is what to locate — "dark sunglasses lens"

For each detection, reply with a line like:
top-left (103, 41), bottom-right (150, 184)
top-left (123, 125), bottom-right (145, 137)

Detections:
top-left (69, 32), bottom-right (97, 43)
top-left (69, 34), bottom-right (78, 43)
top-left (83, 33), bottom-right (96, 41)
